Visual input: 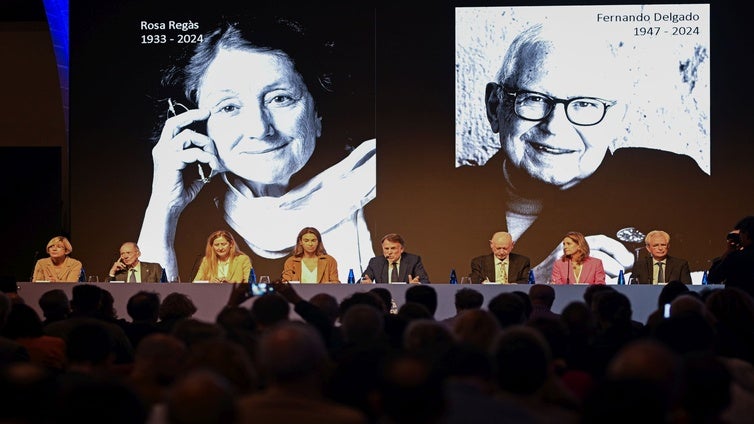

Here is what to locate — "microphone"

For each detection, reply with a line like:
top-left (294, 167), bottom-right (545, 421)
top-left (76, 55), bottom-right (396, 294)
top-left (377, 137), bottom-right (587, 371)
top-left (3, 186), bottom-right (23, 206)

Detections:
top-left (29, 251), bottom-right (39, 282)
top-left (567, 259), bottom-right (571, 285)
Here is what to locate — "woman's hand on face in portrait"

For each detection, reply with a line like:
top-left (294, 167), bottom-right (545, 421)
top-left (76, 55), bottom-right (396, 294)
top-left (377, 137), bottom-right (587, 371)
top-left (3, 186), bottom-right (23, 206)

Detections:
top-left (151, 108), bottom-right (222, 211)
top-left (585, 234), bottom-right (635, 281)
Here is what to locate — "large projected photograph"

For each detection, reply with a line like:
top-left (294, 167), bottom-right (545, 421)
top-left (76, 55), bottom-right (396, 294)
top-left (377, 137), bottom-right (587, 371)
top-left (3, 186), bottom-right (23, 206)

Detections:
top-left (71, 2), bottom-right (375, 282)
top-left (455, 4), bottom-right (712, 282)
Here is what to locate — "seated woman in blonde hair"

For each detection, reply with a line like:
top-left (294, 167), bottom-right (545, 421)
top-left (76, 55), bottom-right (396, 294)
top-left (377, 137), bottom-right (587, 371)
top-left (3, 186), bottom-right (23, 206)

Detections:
top-left (32, 236), bottom-right (83, 282)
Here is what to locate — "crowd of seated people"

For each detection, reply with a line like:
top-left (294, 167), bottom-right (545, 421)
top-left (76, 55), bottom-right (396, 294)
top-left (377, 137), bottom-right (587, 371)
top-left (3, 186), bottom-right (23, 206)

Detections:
top-left (1, 280), bottom-right (754, 423)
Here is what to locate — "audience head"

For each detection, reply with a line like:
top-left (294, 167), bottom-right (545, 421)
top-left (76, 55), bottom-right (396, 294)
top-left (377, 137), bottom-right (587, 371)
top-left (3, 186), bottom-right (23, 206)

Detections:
top-left (70, 284), bottom-right (104, 315)
top-left (258, 321), bottom-right (328, 385)
top-left (583, 284), bottom-right (616, 308)
top-left (374, 352), bottom-right (446, 424)
top-left (309, 292), bottom-right (340, 325)
top-left (657, 280), bottom-right (690, 309)
top-left (159, 293), bottom-right (198, 321)
top-left (397, 302), bottom-right (432, 322)
top-left (340, 303), bottom-right (385, 346)
top-left (184, 339), bottom-right (259, 394)
top-left (368, 287), bottom-right (393, 313)
top-left (402, 319), bottom-right (456, 359)
top-left (592, 290), bottom-right (633, 328)
top-left (171, 319), bottom-right (225, 348)
top-left (66, 321), bottom-right (114, 367)
top-left (454, 287), bottom-right (484, 312)
top-left (132, 333), bottom-right (188, 388)
top-left (3, 303), bottom-right (44, 339)
top-left (494, 325), bottom-right (552, 395)
top-left (529, 283), bottom-right (556, 308)
top-left (250, 293), bottom-right (290, 328)
top-left (452, 308), bottom-right (501, 354)
top-left (405, 285), bottom-right (438, 317)
top-left (165, 370), bottom-right (237, 424)
top-left (126, 291), bottom-right (161, 323)
top-left (488, 292), bottom-right (527, 328)
top-left (38, 289), bottom-right (70, 322)
top-left (339, 291), bottom-right (386, 320)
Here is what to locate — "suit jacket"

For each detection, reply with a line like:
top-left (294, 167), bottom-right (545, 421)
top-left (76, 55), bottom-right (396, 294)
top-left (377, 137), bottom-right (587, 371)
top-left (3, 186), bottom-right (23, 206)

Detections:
top-left (631, 255), bottom-right (692, 284)
top-left (364, 252), bottom-right (430, 284)
top-left (32, 257), bottom-right (83, 282)
top-left (107, 261), bottom-right (163, 283)
top-left (708, 245), bottom-right (754, 297)
top-left (469, 253), bottom-right (531, 284)
top-left (551, 256), bottom-right (605, 284)
top-left (194, 255), bottom-right (251, 283)
top-left (282, 254), bottom-right (340, 283)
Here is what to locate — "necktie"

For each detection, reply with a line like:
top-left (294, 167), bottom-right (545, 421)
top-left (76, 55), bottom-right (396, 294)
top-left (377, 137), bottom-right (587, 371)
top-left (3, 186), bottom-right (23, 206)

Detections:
top-left (496, 261), bottom-right (508, 283)
top-left (391, 262), bottom-right (399, 283)
top-left (129, 268), bottom-right (137, 283)
top-left (657, 262), bottom-right (664, 284)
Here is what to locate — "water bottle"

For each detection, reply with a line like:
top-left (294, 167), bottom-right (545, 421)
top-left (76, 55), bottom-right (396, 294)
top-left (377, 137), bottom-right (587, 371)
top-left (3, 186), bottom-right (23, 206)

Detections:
top-left (449, 269), bottom-right (458, 284)
top-left (248, 268), bottom-right (257, 296)
top-left (160, 268), bottom-right (168, 283)
top-left (702, 270), bottom-right (709, 285)
top-left (78, 268), bottom-right (86, 283)
top-left (347, 269), bottom-right (355, 284)
top-left (618, 269), bottom-right (625, 285)
top-left (528, 269), bottom-right (535, 284)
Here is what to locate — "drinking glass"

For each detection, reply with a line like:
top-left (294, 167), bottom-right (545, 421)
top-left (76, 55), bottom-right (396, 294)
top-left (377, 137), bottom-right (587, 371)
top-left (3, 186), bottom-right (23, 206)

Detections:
top-left (87, 275), bottom-right (99, 283)
top-left (259, 276), bottom-right (271, 284)
top-left (459, 277), bottom-right (472, 285)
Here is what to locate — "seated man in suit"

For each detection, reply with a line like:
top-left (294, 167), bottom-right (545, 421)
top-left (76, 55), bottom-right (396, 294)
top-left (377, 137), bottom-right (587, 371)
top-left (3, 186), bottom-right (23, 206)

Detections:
top-left (630, 230), bottom-right (691, 284)
top-left (469, 231), bottom-right (531, 284)
top-left (106, 242), bottom-right (164, 283)
top-left (362, 233), bottom-right (429, 284)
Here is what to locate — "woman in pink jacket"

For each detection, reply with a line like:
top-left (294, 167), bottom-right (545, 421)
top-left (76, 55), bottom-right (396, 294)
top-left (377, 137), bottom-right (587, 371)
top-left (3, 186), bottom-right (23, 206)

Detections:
top-left (550, 231), bottom-right (606, 284)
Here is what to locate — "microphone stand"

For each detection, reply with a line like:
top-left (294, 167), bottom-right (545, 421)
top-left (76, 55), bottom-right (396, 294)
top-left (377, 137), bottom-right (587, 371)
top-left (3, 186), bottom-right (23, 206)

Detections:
top-left (29, 251), bottom-right (39, 282)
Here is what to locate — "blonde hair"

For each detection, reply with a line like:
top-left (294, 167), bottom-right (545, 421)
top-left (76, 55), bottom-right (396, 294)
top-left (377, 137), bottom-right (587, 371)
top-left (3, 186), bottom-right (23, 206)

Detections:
top-left (46, 236), bottom-right (72, 255)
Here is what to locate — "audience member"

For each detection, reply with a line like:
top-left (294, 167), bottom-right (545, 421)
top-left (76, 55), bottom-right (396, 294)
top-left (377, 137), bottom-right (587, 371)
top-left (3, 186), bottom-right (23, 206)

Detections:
top-left (238, 321), bottom-right (367, 423)
top-left (644, 280), bottom-right (691, 333)
top-left (163, 369), bottom-right (237, 424)
top-left (38, 288), bottom-right (70, 326)
top-left (250, 293), bottom-right (291, 331)
top-left (0, 293), bottom-right (30, 364)
top-left (589, 290), bottom-right (643, 378)
top-left (405, 284), bottom-right (438, 318)
top-left (184, 338), bottom-right (259, 395)
top-left (157, 292), bottom-right (197, 333)
top-left (528, 284), bottom-right (559, 321)
top-left (44, 285), bottom-right (134, 365)
top-left (3, 303), bottom-right (65, 371)
top-left (705, 287), bottom-right (754, 364)
top-left (441, 287), bottom-right (484, 328)
top-left (452, 308), bottom-right (502, 354)
top-left (127, 333), bottom-right (188, 408)
top-left (488, 292), bottom-right (527, 328)
top-left (170, 319), bottom-right (225, 348)
top-left (124, 290), bottom-right (163, 349)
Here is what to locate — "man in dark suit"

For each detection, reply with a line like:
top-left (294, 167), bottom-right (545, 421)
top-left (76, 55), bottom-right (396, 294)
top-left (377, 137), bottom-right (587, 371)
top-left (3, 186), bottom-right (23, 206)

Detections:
top-left (362, 233), bottom-right (429, 284)
top-left (106, 242), bottom-right (164, 283)
top-left (630, 230), bottom-right (691, 284)
top-left (469, 231), bottom-right (531, 284)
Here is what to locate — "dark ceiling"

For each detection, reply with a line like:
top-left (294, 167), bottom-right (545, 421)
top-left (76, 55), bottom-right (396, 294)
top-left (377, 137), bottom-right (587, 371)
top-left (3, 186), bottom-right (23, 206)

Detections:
top-left (1, 0), bottom-right (46, 22)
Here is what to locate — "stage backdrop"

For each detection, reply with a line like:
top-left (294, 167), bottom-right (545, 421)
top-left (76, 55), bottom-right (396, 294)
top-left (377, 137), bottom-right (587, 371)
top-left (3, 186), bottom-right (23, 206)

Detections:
top-left (56, 1), bottom-right (752, 285)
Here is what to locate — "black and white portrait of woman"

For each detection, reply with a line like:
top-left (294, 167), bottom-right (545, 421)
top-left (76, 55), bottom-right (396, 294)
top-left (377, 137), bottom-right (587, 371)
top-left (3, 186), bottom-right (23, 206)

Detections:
top-left (136, 12), bottom-right (376, 282)
top-left (69, 2), bottom-right (376, 282)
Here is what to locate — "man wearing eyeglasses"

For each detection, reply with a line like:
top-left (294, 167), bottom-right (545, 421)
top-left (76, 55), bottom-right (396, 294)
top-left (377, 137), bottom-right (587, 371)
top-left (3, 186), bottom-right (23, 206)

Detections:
top-left (482, 23), bottom-right (712, 283)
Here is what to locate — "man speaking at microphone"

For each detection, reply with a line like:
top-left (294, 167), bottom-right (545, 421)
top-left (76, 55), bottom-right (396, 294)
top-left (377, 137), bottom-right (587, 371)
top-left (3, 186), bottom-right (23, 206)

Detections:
top-left (106, 242), bottom-right (164, 283)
